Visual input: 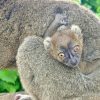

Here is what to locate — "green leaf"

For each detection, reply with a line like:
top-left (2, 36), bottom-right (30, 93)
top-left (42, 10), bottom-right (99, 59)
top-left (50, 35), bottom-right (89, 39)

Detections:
top-left (0, 70), bottom-right (23, 93)
top-left (0, 69), bottom-right (18, 84)
top-left (97, 7), bottom-right (100, 13)
top-left (96, 0), bottom-right (100, 6)
top-left (84, 3), bottom-right (92, 9)
top-left (0, 80), bottom-right (16, 93)
top-left (96, 13), bottom-right (100, 17)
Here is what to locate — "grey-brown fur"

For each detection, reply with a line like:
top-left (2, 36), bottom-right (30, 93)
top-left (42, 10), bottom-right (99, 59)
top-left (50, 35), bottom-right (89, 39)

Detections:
top-left (16, 36), bottom-right (100, 100)
top-left (0, 0), bottom-right (100, 69)
top-left (1, 92), bottom-right (100, 100)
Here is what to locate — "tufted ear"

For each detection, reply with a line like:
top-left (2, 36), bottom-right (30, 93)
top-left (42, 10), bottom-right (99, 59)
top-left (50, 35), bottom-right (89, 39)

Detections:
top-left (43, 37), bottom-right (51, 51)
top-left (71, 25), bottom-right (83, 38)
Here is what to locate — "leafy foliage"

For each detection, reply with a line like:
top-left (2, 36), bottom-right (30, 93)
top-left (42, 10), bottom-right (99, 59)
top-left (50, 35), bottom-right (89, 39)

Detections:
top-left (80, 0), bottom-right (100, 17)
top-left (0, 69), bottom-right (23, 93)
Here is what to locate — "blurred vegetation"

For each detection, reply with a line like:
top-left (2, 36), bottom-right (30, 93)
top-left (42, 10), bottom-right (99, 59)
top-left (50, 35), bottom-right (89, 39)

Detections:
top-left (80, 0), bottom-right (100, 17)
top-left (0, 0), bottom-right (99, 94)
top-left (0, 69), bottom-right (23, 93)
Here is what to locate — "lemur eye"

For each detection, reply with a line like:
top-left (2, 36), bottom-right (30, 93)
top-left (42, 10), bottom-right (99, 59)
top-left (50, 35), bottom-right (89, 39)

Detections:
top-left (73, 45), bottom-right (80, 52)
top-left (58, 52), bottom-right (64, 58)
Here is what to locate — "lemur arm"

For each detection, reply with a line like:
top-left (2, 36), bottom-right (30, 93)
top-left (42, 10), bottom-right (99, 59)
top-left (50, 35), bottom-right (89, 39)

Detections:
top-left (44, 7), bottom-right (68, 38)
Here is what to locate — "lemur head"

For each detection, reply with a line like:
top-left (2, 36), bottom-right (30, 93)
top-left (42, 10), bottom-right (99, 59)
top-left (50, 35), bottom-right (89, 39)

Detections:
top-left (43, 25), bottom-right (83, 68)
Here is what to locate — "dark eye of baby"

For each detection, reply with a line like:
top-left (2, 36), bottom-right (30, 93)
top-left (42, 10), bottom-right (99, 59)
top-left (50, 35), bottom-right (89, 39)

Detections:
top-left (58, 52), bottom-right (64, 57)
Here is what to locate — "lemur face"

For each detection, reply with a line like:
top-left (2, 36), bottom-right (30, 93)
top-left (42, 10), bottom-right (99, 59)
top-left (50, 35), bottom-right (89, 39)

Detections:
top-left (44, 25), bottom-right (83, 68)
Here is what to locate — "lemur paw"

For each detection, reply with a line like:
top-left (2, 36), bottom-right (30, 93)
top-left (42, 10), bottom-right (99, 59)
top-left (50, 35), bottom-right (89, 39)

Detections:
top-left (43, 37), bottom-right (51, 51)
top-left (54, 14), bottom-right (68, 25)
top-left (14, 94), bottom-right (32, 100)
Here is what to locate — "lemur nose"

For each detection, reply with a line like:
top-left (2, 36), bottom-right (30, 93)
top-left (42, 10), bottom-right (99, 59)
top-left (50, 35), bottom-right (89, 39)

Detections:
top-left (71, 59), bottom-right (77, 66)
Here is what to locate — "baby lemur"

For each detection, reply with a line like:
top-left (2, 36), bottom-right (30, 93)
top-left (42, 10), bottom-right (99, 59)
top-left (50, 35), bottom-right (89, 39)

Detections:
top-left (43, 8), bottom-right (83, 68)
top-left (43, 8), bottom-right (100, 74)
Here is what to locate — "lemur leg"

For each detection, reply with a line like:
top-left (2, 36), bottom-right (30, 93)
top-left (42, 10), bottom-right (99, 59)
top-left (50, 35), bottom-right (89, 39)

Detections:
top-left (43, 7), bottom-right (68, 50)
top-left (79, 59), bottom-right (100, 75)
top-left (44, 7), bottom-right (68, 38)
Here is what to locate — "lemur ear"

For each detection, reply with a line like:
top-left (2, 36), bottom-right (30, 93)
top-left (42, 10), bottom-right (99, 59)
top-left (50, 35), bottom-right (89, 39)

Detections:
top-left (43, 37), bottom-right (51, 51)
top-left (71, 25), bottom-right (83, 38)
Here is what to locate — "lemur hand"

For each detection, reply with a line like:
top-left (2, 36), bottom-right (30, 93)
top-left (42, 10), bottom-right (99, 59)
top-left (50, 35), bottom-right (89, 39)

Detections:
top-left (14, 94), bottom-right (32, 100)
top-left (54, 14), bottom-right (68, 26)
